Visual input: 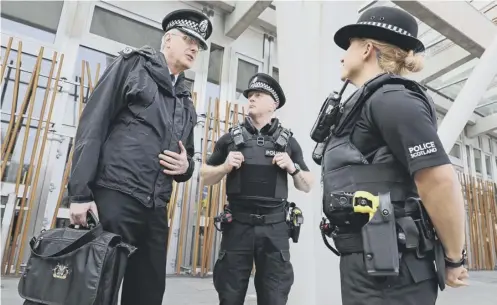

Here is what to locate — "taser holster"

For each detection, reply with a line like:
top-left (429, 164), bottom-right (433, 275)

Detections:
top-left (361, 192), bottom-right (400, 276)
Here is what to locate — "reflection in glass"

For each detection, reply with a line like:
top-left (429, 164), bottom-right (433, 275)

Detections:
top-left (90, 6), bottom-right (163, 50)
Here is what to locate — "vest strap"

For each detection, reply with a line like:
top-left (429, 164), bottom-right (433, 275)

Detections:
top-left (232, 211), bottom-right (286, 225)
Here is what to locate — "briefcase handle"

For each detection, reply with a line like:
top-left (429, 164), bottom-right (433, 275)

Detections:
top-left (29, 222), bottom-right (105, 259)
top-left (67, 210), bottom-right (99, 229)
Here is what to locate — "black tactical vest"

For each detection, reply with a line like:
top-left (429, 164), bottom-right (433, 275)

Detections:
top-left (225, 119), bottom-right (292, 203)
top-left (321, 74), bottom-right (432, 229)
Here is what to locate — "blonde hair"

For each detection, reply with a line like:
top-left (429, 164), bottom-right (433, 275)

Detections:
top-left (361, 38), bottom-right (424, 75)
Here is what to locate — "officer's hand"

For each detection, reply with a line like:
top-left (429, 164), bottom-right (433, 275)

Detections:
top-left (69, 201), bottom-right (99, 227)
top-left (445, 265), bottom-right (469, 288)
top-left (272, 152), bottom-right (295, 173)
top-left (160, 141), bottom-right (189, 175)
top-left (224, 151), bottom-right (244, 172)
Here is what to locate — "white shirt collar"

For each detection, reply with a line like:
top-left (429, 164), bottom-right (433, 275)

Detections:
top-left (167, 67), bottom-right (178, 86)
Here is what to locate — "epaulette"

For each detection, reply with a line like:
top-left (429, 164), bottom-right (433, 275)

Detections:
top-left (118, 45), bottom-right (156, 59)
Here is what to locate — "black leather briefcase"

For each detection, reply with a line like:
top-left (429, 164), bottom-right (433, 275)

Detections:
top-left (18, 212), bottom-right (136, 305)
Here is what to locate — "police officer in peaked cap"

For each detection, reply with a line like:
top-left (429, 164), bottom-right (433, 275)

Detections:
top-left (68, 9), bottom-right (212, 305)
top-left (201, 73), bottom-right (315, 305)
top-left (315, 5), bottom-right (468, 305)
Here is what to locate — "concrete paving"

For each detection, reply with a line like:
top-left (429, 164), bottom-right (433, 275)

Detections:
top-left (2, 271), bottom-right (496, 305)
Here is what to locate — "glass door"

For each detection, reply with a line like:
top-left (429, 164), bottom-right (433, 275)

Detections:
top-left (229, 51), bottom-right (264, 110)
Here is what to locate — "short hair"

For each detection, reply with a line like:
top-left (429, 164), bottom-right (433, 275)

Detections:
top-left (160, 28), bottom-right (182, 51)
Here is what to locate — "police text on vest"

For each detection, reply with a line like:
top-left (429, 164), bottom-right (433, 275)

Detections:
top-left (408, 141), bottom-right (437, 159)
top-left (265, 150), bottom-right (282, 157)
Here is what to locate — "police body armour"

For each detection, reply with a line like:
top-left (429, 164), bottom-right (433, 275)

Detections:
top-left (225, 119), bottom-right (292, 202)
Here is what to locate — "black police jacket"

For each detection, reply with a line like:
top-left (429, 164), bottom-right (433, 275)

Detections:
top-left (321, 73), bottom-right (434, 227)
top-left (225, 121), bottom-right (291, 204)
top-left (68, 46), bottom-right (196, 207)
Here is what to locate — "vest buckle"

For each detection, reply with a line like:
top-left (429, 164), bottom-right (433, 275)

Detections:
top-left (256, 136), bottom-right (265, 146)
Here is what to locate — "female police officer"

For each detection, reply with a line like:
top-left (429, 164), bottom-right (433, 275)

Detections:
top-left (200, 73), bottom-right (314, 305)
top-left (316, 6), bottom-right (468, 305)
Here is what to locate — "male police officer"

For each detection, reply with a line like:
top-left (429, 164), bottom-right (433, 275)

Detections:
top-left (67, 9), bottom-right (213, 305)
top-left (314, 6), bottom-right (468, 305)
top-left (201, 73), bottom-right (314, 305)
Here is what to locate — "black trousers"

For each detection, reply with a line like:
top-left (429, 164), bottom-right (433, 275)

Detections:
top-left (339, 252), bottom-right (438, 305)
top-left (93, 186), bottom-right (168, 305)
top-left (213, 208), bottom-right (294, 305)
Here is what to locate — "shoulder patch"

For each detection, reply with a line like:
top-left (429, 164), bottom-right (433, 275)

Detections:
top-left (119, 45), bottom-right (156, 59)
top-left (118, 46), bottom-right (135, 58)
top-left (381, 83), bottom-right (405, 94)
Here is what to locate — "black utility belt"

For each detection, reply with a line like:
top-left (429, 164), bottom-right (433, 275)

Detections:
top-left (329, 216), bottom-right (424, 255)
top-left (232, 211), bottom-right (287, 225)
top-left (214, 202), bottom-right (305, 243)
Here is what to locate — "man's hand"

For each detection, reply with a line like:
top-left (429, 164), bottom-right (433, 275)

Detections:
top-left (224, 151), bottom-right (244, 172)
top-left (69, 201), bottom-right (99, 227)
top-left (272, 152), bottom-right (295, 173)
top-left (445, 265), bottom-right (469, 288)
top-left (160, 141), bottom-right (189, 175)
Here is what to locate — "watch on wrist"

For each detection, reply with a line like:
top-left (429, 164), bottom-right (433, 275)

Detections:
top-left (444, 249), bottom-right (467, 268)
top-left (290, 163), bottom-right (301, 176)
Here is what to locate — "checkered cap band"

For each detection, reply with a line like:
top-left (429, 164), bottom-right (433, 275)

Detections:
top-left (358, 21), bottom-right (412, 37)
top-left (250, 81), bottom-right (280, 106)
top-left (166, 19), bottom-right (206, 38)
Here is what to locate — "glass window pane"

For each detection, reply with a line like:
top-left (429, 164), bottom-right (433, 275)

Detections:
top-left (90, 6), bottom-right (163, 50)
top-left (474, 149), bottom-right (482, 173)
top-left (1, 125), bottom-right (39, 183)
top-left (235, 59), bottom-right (258, 107)
top-left (1, 0), bottom-right (63, 37)
top-left (272, 67), bottom-right (279, 83)
top-left (449, 143), bottom-right (461, 159)
top-left (207, 45), bottom-right (223, 85)
top-left (64, 46), bottom-right (116, 127)
top-left (1, 47), bottom-right (56, 123)
top-left (485, 155), bottom-right (492, 176)
top-left (466, 145), bottom-right (472, 171)
top-left (1, 18), bottom-right (56, 43)
top-left (236, 59), bottom-right (258, 93)
top-left (205, 44), bottom-right (224, 113)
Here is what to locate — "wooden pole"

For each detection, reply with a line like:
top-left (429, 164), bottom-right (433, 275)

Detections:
top-left (204, 101), bottom-right (232, 275)
top-left (200, 99), bottom-right (221, 276)
top-left (50, 59), bottom-right (98, 228)
top-left (0, 36), bottom-right (13, 86)
top-left (14, 52), bottom-right (60, 274)
top-left (192, 100), bottom-right (212, 275)
top-left (0, 47), bottom-right (44, 178)
top-left (174, 94), bottom-right (199, 274)
top-left (175, 180), bottom-right (191, 274)
top-left (166, 182), bottom-right (179, 254)
top-left (1, 41), bottom-right (22, 156)
top-left (3, 48), bottom-right (44, 275)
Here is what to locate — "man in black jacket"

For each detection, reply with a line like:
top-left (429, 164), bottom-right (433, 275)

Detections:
top-left (67, 9), bottom-right (213, 305)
